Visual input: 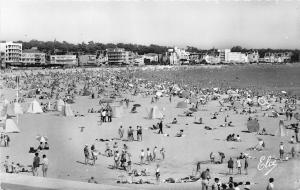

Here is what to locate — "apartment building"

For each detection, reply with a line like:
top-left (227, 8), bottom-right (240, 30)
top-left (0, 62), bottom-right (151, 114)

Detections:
top-left (22, 47), bottom-right (46, 66)
top-left (0, 41), bottom-right (22, 65)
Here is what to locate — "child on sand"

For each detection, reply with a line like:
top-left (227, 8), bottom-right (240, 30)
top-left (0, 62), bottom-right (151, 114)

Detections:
top-left (175, 129), bottom-right (184, 137)
top-left (279, 142), bottom-right (284, 160)
top-left (118, 126), bottom-right (124, 139)
top-left (140, 149), bottom-right (145, 164)
top-left (236, 157), bottom-right (242, 175)
top-left (171, 118), bottom-right (177, 124)
top-left (146, 148), bottom-right (152, 163)
top-left (153, 146), bottom-right (158, 161)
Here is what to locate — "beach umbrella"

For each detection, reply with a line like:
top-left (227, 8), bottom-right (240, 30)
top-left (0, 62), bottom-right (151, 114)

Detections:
top-left (258, 97), bottom-right (267, 106)
top-left (247, 119), bottom-right (260, 133)
top-left (36, 135), bottom-right (48, 142)
top-left (287, 104), bottom-right (297, 111)
top-left (133, 104), bottom-right (141, 107)
top-left (156, 91), bottom-right (163, 97)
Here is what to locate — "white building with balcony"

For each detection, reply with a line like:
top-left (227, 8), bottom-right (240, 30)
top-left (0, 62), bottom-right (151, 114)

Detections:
top-left (22, 47), bottom-right (46, 66)
top-left (106, 48), bottom-right (127, 65)
top-left (0, 41), bottom-right (22, 65)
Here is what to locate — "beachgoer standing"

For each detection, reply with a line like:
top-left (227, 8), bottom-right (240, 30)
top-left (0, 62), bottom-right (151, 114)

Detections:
top-left (4, 156), bottom-right (10, 173)
top-left (228, 157), bottom-right (234, 174)
top-left (107, 110), bottom-right (112, 122)
top-left (236, 157), bottom-right (242, 175)
top-left (153, 146), bottom-right (158, 161)
top-left (114, 151), bottom-right (120, 169)
top-left (210, 152), bottom-right (215, 164)
top-left (244, 157), bottom-right (248, 175)
top-left (118, 126), bottom-right (124, 139)
top-left (140, 149), bottom-right (145, 164)
top-left (32, 153), bottom-right (40, 176)
top-left (84, 145), bottom-right (90, 165)
top-left (196, 161), bottom-right (201, 176)
top-left (146, 148), bottom-right (152, 163)
top-left (41, 154), bottom-right (49, 177)
top-left (158, 120), bottom-right (163, 134)
top-left (294, 126), bottom-right (299, 142)
top-left (200, 168), bottom-right (211, 190)
top-left (160, 148), bottom-right (165, 160)
top-left (279, 142), bottom-right (284, 160)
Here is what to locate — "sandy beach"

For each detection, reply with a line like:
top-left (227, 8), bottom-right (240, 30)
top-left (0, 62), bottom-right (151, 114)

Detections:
top-left (0, 65), bottom-right (300, 190)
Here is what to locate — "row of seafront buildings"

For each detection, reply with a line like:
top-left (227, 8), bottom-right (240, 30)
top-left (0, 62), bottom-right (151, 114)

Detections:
top-left (204, 49), bottom-right (292, 64)
top-left (0, 41), bottom-right (293, 68)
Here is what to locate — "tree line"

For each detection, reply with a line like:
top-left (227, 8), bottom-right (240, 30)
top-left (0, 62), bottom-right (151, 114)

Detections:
top-left (16, 40), bottom-right (300, 62)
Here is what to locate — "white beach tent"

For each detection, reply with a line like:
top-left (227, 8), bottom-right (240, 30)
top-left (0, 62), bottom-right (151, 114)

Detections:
top-left (275, 120), bottom-right (286, 137)
top-left (0, 118), bottom-right (20, 133)
top-left (57, 99), bottom-right (65, 112)
top-left (27, 99), bottom-right (43, 114)
top-left (62, 103), bottom-right (74, 116)
top-left (112, 105), bottom-right (123, 118)
top-left (147, 106), bottom-right (163, 119)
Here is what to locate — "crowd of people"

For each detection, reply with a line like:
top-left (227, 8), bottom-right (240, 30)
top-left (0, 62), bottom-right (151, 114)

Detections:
top-left (1, 67), bottom-right (299, 189)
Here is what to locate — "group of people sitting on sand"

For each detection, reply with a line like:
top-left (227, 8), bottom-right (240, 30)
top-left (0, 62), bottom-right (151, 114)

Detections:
top-left (226, 134), bottom-right (241, 142)
top-left (2, 155), bottom-right (31, 174)
top-left (29, 141), bottom-right (50, 153)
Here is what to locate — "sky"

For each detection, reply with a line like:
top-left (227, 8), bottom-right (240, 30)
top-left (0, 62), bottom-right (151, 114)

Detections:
top-left (0, 0), bottom-right (300, 49)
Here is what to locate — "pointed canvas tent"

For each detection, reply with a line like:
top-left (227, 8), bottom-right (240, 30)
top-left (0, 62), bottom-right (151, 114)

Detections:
top-left (57, 99), bottom-right (65, 112)
top-left (111, 105), bottom-right (123, 118)
top-left (27, 99), bottom-right (43, 114)
top-left (62, 103), bottom-right (74, 116)
top-left (0, 118), bottom-right (20, 133)
top-left (247, 119), bottom-right (260, 133)
top-left (148, 106), bottom-right (163, 119)
top-left (176, 101), bottom-right (188, 108)
top-left (275, 120), bottom-right (286, 137)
